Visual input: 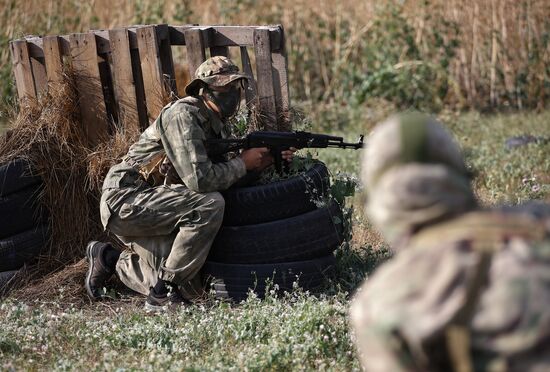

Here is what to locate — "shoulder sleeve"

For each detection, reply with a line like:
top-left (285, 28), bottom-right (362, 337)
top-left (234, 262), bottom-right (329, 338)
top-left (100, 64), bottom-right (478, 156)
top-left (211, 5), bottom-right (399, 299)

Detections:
top-left (350, 244), bottom-right (474, 371)
top-left (157, 103), bottom-right (246, 192)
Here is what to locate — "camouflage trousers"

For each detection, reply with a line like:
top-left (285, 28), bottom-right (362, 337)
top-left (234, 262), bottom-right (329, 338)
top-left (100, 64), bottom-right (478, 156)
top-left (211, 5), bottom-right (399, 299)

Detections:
top-left (100, 183), bottom-right (225, 298)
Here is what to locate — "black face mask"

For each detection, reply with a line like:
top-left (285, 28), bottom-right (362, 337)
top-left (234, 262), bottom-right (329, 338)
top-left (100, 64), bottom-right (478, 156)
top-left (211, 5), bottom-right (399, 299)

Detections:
top-left (205, 85), bottom-right (241, 119)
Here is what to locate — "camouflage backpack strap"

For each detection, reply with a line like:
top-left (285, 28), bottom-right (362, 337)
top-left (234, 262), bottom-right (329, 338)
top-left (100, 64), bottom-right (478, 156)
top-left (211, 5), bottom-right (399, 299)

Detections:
top-left (411, 212), bottom-right (548, 372)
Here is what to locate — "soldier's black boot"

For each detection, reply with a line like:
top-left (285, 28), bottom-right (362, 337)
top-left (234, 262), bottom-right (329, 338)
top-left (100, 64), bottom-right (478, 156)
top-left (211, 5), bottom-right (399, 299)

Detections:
top-left (145, 281), bottom-right (187, 312)
top-left (85, 241), bottom-right (118, 299)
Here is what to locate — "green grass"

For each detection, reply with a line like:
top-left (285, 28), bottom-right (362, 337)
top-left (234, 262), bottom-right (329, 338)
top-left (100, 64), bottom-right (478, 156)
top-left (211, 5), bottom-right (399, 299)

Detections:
top-left (0, 292), bottom-right (360, 371)
top-left (1, 107), bottom-right (549, 370)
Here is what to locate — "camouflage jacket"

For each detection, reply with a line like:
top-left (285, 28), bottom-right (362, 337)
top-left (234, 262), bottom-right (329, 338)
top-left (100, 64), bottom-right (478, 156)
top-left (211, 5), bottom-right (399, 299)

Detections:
top-left (102, 96), bottom-right (246, 193)
top-left (351, 211), bottom-right (550, 372)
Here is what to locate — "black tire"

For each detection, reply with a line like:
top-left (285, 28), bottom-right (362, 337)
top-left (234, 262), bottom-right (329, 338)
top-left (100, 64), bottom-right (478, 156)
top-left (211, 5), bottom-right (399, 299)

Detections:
top-left (0, 185), bottom-right (47, 239)
top-left (209, 199), bottom-right (344, 264)
top-left (203, 255), bottom-right (336, 301)
top-left (0, 158), bottom-right (41, 196)
top-left (0, 226), bottom-right (49, 271)
top-left (222, 162), bottom-right (330, 226)
top-left (0, 270), bottom-right (18, 292)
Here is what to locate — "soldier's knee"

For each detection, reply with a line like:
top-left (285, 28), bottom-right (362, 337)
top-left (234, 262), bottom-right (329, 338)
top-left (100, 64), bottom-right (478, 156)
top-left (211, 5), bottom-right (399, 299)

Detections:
top-left (201, 192), bottom-right (225, 220)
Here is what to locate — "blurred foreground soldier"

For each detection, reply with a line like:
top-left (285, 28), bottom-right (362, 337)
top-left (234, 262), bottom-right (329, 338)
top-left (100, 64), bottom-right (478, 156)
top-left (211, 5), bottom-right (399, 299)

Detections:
top-left (350, 113), bottom-right (550, 372)
top-left (84, 56), bottom-right (294, 311)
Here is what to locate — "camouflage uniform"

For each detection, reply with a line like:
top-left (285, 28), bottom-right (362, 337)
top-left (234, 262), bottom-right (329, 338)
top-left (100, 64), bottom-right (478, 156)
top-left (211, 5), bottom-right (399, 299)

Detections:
top-left (100, 57), bottom-right (248, 297)
top-left (350, 113), bottom-right (550, 372)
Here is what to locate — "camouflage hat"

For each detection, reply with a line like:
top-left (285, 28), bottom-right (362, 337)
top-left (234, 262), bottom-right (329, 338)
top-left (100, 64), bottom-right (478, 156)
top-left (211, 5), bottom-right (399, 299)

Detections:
top-left (184, 56), bottom-right (249, 95)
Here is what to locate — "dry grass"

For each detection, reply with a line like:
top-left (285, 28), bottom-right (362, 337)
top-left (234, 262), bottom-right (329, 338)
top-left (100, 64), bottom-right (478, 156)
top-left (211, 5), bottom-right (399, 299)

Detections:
top-left (0, 72), bottom-right (138, 300)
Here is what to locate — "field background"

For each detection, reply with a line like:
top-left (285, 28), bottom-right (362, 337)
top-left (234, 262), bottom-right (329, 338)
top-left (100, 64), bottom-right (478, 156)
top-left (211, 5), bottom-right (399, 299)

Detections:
top-left (1, 0), bottom-right (549, 370)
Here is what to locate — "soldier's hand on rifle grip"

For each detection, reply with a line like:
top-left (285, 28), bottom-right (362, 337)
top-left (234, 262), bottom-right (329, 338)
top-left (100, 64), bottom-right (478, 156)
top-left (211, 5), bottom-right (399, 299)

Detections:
top-left (282, 147), bottom-right (297, 162)
top-left (240, 147), bottom-right (272, 171)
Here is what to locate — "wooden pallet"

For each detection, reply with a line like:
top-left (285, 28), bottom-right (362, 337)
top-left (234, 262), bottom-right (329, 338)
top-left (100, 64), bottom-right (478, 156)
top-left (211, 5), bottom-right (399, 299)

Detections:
top-left (9, 24), bottom-right (290, 145)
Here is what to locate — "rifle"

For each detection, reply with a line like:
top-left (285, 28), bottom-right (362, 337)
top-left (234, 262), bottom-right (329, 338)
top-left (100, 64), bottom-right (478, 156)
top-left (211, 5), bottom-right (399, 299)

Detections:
top-left (207, 131), bottom-right (364, 173)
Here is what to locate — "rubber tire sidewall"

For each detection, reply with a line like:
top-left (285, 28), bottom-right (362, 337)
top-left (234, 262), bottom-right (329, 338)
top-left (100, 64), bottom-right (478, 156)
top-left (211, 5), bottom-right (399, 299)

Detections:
top-left (222, 162), bottom-right (330, 226)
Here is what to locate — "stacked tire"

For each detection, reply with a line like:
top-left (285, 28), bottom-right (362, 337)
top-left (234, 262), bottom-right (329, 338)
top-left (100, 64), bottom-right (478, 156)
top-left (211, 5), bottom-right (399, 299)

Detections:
top-left (204, 162), bottom-right (343, 301)
top-left (0, 159), bottom-right (49, 292)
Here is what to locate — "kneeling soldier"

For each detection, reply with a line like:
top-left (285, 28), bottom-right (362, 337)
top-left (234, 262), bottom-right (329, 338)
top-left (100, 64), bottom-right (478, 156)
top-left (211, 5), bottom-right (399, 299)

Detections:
top-left (85, 56), bottom-right (293, 311)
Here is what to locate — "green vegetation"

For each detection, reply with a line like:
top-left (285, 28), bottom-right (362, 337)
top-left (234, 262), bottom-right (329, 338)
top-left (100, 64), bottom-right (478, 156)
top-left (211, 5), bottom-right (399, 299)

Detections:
top-left (1, 108), bottom-right (548, 370)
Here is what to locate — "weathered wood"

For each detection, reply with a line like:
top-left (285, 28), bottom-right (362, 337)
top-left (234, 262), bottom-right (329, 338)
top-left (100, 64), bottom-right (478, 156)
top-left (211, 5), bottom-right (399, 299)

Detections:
top-left (30, 56), bottom-right (48, 96)
top-left (69, 32), bottom-right (109, 145)
top-left (271, 26), bottom-right (291, 131)
top-left (240, 46), bottom-right (257, 111)
top-left (10, 40), bottom-right (36, 99)
top-left (253, 28), bottom-right (277, 130)
top-left (170, 26), bottom-right (282, 50)
top-left (137, 25), bottom-right (166, 121)
top-left (109, 28), bottom-right (140, 132)
top-left (43, 36), bottom-right (64, 84)
top-left (157, 24), bottom-right (178, 96)
top-left (24, 26), bottom-right (283, 59)
top-left (130, 47), bottom-right (149, 130)
top-left (184, 28), bottom-right (207, 78)
top-left (210, 46), bottom-right (229, 57)
top-left (98, 53), bottom-right (117, 125)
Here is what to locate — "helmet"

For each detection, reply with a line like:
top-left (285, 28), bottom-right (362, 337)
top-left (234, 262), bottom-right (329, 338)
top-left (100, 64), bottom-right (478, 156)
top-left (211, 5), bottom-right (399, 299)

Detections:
top-left (361, 112), bottom-right (476, 243)
top-left (184, 56), bottom-right (249, 96)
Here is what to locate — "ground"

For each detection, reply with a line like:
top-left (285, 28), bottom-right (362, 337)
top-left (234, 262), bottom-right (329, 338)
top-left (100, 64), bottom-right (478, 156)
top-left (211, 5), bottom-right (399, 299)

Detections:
top-left (0, 108), bottom-right (549, 370)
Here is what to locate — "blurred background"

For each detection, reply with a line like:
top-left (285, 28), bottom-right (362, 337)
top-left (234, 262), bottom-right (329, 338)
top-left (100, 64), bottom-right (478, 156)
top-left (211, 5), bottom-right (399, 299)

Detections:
top-left (1, 0), bottom-right (548, 112)
top-left (1, 0), bottom-right (548, 204)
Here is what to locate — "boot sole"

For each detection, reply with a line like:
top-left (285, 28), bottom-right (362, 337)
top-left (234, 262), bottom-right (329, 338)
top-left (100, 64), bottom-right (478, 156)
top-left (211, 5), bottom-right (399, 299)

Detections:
top-left (85, 241), bottom-right (100, 300)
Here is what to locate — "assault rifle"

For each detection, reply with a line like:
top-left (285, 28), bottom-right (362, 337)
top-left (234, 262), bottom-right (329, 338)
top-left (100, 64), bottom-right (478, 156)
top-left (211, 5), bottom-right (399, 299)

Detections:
top-left (207, 131), bottom-right (364, 173)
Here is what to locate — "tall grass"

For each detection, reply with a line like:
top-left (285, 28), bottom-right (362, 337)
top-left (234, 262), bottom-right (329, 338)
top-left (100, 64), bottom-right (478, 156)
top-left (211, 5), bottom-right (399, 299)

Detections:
top-left (1, 0), bottom-right (549, 114)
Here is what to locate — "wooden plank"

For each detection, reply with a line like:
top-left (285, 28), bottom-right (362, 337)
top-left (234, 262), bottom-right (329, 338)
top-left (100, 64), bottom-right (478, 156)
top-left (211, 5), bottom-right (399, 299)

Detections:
top-left (130, 47), bottom-right (149, 130)
top-left (10, 40), bottom-right (36, 99)
top-left (109, 28), bottom-right (140, 132)
top-left (69, 32), bottom-right (109, 145)
top-left (184, 28), bottom-right (207, 79)
top-left (253, 28), bottom-right (277, 130)
top-left (98, 53), bottom-right (117, 125)
top-left (157, 24), bottom-right (178, 96)
top-left (23, 26), bottom-right (283, 58)
top-left (240, 46), bottom-right (257, 111)
top-left (136, 25), bottom-right (166, 121)
top-left (210, 46), bottom-right (229, 57)
top-left (271, 25), bottom-right (291, 131)
top-left (30, 56), bottom-right (48, 96)
top-left (170, 26), bottom-right (282, 50)
top-left (43, 36), bottom-right (64, 84)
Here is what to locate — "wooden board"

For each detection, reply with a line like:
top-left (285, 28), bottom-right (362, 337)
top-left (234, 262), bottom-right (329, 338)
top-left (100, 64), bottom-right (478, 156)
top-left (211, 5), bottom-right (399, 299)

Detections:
top-left (136, 25), bottom-right (165, 121)
top-left (184, 28), bottom-right (207, 78)
top-left (10, 40), bottom-right (36, 99)
top-left (253, 28), bottom-right (277, 130)
top-left (171, 26), bottom-right (282, 50)
top-left (30, 56), bottom-right (48, 96)
top-left (23, 26), bottom-right (283, 59)
top-left (210, 46), bottom-right (229, 57)
top-left (42, 36), bottom-right (64, 84)
top-left (271, 26), bottom-right (291, 131)
top-left (157, 24), bottom-right (178, 96)
top-left (69, 32), bottom-right (109, 145)
top-left (240, 46), bottom-right (257, 111)
top-left (109, 28), bottom-right (140, 132)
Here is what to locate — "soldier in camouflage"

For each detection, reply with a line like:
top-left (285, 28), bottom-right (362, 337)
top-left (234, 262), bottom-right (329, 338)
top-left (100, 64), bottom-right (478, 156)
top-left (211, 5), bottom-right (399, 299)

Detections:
top-left (85, 56), bottom-right (294, 311)
top-left (350, 113), bottom-right (550, 371)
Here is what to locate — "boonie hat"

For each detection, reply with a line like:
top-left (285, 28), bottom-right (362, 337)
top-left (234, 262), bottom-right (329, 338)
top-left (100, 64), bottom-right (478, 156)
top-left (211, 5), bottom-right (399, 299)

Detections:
top-left (184, 56), bottom-right (250, 95)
